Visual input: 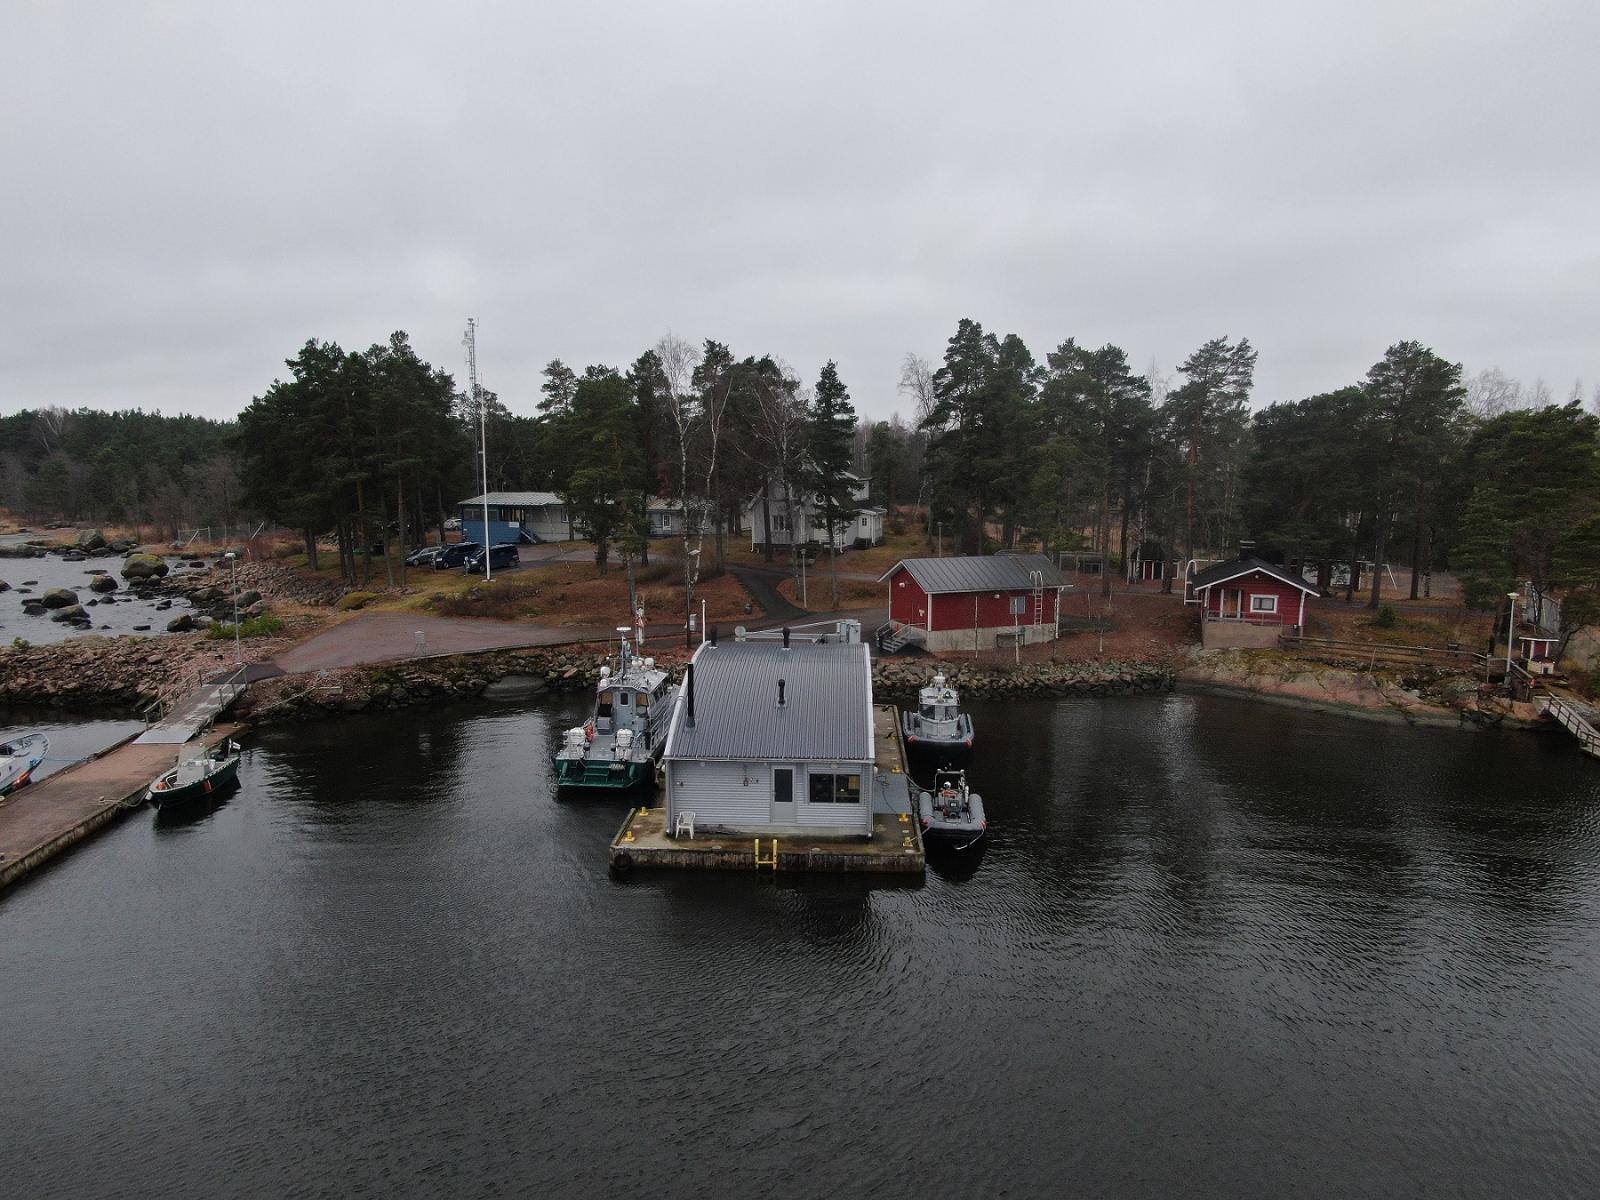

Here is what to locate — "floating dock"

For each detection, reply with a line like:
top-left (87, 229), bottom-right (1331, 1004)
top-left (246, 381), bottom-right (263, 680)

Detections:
top-left (609, 704), bottom-right (925, 875)
top-left (0, 724), bottom-right (240, 895)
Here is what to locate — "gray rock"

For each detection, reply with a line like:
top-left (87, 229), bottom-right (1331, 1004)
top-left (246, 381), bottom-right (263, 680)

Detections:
top-left (75, 528), bottom-right (107, 550)
top-left (51, 604), bottom-right (88, 622)
top-left (235, 589), bottom-right (262, 607)
top-left (243, 601), bottom-right (267, 618)
top-left (40, 587), bottom-right (78, 608)
top-left (0, 579), bottom-right (8, 592)
top-left (61, 551), bottom-right (87, 562)
top-left (89, 575), bottom-right (117, 593)
top-left (22, 602), bottom-right (45, 615)
top-left (121, 553), bottom-right (169, 580)
top-left (482, 674), bottom-right (548, 700)
top-left (166, 614), bottom-right (195, 633)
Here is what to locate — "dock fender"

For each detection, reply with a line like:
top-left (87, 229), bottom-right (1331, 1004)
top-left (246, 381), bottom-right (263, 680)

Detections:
top-left (611, 851), bottom-right (634, 875)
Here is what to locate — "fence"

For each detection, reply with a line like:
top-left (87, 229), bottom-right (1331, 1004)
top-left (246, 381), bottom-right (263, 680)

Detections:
top-left (1278, 632), bottom-right (1490, 670)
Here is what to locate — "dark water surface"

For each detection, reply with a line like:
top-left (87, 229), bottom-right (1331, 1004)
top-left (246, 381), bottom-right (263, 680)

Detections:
top-left (0, 709), bottom-right (145, 782)
top-left (3, 693), bottom-right (1599, 1198)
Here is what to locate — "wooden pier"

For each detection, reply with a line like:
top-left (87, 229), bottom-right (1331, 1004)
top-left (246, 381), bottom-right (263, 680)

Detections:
top-left (0, 724), bottom-right (240, 895)
top-left (608, 704), bottom-right (926, 876)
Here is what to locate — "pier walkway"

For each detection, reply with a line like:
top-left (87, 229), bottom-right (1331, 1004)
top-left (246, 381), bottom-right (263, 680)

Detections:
top-left (0, 725), bottom-right (238, 894)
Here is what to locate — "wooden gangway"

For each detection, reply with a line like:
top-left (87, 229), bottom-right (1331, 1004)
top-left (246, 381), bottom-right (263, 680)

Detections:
top-left (135, 665), bottom-right (249, 745)
top-left (1537, 694), bottom-right (1600, 759)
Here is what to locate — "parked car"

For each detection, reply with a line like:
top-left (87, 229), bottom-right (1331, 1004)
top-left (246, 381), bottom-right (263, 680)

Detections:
top-left (462, 543), bottom-right (520, 572)
top-left (405, 546), bottom-right (443, 568)
top-left (443, 517), bottom-right (462, 531)
top-left (432, 542), bottom-right (481, 570)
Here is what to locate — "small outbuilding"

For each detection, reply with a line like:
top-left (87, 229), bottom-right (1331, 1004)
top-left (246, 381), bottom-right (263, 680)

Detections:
top-left (1190, 555), bottom-right (1319, 649)
top-left (877, 554), bottom-right (1065, 654)
top-left (663, 636), bottom-right (876, 838)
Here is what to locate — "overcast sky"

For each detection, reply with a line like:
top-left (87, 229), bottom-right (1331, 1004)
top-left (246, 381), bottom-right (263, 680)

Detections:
top-left (3, 1), bottom-right (1596, 423)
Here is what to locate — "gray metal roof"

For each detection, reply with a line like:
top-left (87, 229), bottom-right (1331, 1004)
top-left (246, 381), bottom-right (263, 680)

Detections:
top-left (877, 553), bottom-right (1065, 593)
top-left (665, 641), bottom-right (872, 762)
top-left (459, 491), bottom-right (562, 507)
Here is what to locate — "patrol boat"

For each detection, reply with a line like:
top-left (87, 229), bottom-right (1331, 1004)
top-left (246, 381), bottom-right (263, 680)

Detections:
top-left (901, 673), bottom-right (974, 757)
top-left (916, 769), bottom-right (987, 850)
top-left (554, 628), bottom-right (676, 790)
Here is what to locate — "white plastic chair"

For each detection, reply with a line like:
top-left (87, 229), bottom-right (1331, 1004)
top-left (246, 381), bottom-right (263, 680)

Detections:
top-left (674, 811), bottom-right (696, 839)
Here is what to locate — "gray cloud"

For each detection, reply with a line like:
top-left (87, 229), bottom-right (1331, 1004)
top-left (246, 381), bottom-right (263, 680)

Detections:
top-left (3, 0), bottom-right (1596, 422)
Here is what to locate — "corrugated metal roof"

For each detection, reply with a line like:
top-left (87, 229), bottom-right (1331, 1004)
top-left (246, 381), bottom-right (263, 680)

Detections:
top-left (459, 492), bottom-right (563, 507)
top-left (877, 554), bottom-right (1065, 593)
top-left (665, 641), bottom-right (872, 762)
top-left (1190, 556), bottom-right (1317, 594)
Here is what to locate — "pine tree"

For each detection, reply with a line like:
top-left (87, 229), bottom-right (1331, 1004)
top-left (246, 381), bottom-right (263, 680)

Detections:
top-left (808, 360), bottom-right (857, 609)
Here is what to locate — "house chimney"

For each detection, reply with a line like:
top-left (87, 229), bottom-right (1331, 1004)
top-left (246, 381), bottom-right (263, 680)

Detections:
top-left (777, 678), bottom-right (787, 708)
top-left (685, 663), bottom-right (696, 727)
top-left (1238, 539), bottom-right (1256, 559)
top-left (782, 626), bottom-right (791, 650)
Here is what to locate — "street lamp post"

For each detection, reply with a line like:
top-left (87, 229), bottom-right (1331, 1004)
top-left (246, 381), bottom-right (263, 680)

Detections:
top-left (1505, 590), bottom-right (1519, 678)
top-left (226, 551), bottom-right (241, 666)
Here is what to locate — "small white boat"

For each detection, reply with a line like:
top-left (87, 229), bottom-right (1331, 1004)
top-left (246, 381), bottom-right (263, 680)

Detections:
top-left (902, 673), bottom-right (975, 756)
top-left (0, 733), bottom-right (49, 796)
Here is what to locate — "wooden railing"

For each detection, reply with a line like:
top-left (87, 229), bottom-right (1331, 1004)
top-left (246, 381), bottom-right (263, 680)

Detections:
top-left (1539, 694), bottom-right (1600, 758)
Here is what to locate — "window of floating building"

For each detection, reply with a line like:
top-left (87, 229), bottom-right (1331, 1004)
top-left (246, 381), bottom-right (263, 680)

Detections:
top-left (808, 772), bottom-right (862, 804)
top-left (1251, 595), bottom-right (1278, 614)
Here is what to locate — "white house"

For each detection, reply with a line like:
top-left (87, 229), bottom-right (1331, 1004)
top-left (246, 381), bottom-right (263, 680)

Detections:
top-left (662, 636), bottom-right (875, 838)
top-left (746, 472), bottom-right (885, 551)
top-left (459, 492), bottom-right (687, 546)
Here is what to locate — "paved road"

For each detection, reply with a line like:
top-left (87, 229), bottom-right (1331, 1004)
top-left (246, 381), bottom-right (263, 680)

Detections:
top-left (270, 613), bottom-right (622, 675)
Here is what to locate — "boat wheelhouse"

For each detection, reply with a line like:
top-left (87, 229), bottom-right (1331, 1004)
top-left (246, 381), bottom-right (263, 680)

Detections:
top-left (554, 631), bottom-right (676, 790)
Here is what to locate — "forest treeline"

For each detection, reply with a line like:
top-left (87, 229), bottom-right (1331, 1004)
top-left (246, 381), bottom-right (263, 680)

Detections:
top-left (3, 321), bottom-right (1597, 615)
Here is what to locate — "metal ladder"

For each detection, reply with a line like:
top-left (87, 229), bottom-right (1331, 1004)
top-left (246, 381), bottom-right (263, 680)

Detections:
top-left (1030, 570), bottom-right (1045, 627)
top-left (753, 839), bottom-right (780, 871)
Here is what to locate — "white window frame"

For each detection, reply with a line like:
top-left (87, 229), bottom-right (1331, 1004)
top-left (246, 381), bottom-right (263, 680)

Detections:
top-left (1250, 594), bottom-right (1278, 614)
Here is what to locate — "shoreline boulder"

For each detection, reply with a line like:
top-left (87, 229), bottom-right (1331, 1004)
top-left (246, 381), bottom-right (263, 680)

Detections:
top-left (89, 575), bottom-right (117, 593)
top-left (41, 587), bottom-right (78, 609)
top-left (121, 553), bottom-right (169, 581)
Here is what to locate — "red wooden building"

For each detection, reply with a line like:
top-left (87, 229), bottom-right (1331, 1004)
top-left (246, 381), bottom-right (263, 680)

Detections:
top-left (1189, 556), bottom-right (1319, 649)
top-left (877, 554), bottom-right (1066, 653)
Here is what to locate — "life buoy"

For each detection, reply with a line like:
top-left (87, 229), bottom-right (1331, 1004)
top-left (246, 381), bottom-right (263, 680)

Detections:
top-left (584, 719), bottom-right (596, 743)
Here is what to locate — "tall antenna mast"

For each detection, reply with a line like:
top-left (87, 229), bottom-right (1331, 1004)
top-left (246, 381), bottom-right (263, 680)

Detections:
top-left (463, 317), bottom-right (491, 581)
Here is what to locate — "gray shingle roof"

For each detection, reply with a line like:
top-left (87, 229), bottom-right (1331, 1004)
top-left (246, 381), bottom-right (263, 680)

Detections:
top-left (665, 641), bottom-right (872, 762)
top-left (1189, 556), bottom-right (1318, 594)
top-left (877, 554), bottom-right (1065, 593)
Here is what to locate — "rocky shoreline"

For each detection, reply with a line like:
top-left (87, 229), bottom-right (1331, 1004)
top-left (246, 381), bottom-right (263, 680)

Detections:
top-left (230, 649), bottom-right (1178, 724)
top-left (1176, 648), bottom-right (1537, 729)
